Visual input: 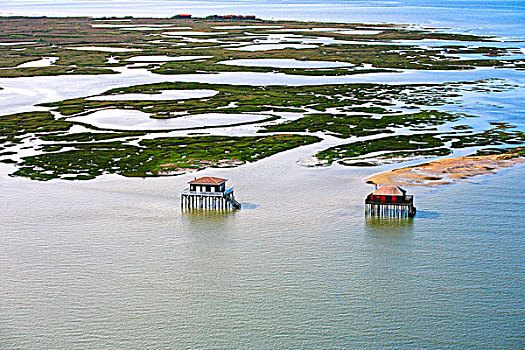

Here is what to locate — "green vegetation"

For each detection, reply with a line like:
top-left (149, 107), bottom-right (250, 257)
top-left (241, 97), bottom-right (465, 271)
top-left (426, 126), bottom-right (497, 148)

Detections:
top-left (13, 134), bottom-right (321, 180)
top-left (316, 134), bottom-right (446, 165)
top-left (313, 125), bottom-right (525, 166)
top-left (0, 16), bottom-right (517, 80)
top-left (40, 131), bottom-right (146, 142)
top-left (445, 125), bottom-right (525, 148)
top-left (1, 80), bottom-right (490, 179)
top-left (339, 148), bottom-right (452, 166)
top-left (260, 111), bottom-right (463, 138)
top-left (39, 81), bottom-right (477, 118)
top-left (149, 42), bottom-right (509, 76)
top-left (151, 55), bottom-right (396, 76)
top-left (0, 66), bottom-right (117, 78)
top-left (0, 111), bottom-right (72, 143)
top-left (0, 17), bottom-right (522, 180)
top-left (471, 147), bottom-right (525, 156)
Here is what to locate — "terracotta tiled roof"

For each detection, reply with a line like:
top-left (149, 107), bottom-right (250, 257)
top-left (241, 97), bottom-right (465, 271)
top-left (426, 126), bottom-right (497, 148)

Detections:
top-left (373, 185), bottom-right (406, 196)
top-left (188, 176), bottom-right (226, 185)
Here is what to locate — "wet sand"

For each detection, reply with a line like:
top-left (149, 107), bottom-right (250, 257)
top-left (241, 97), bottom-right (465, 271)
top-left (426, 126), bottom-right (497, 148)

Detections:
top-left (365, 149), bottom-right (525, 186)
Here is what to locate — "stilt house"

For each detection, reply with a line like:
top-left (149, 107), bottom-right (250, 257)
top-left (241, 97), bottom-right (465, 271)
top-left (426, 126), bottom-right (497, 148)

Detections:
top-left (365, 185), bottom-right (416, 218)
top-left (181, 176), bottom-right (241, 210)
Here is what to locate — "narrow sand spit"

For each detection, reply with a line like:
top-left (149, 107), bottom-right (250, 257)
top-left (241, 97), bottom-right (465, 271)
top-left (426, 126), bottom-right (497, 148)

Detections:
top-left (366, 150), bottom-right (524, 186)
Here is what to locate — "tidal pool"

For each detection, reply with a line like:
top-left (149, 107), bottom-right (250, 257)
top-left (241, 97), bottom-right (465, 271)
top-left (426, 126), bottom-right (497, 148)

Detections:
top-left (218, 58), bottom-right (354, 69)
top-left (163, 31), bottom-right (228, 36)
top-left (247, 33), bottom-right (356, 45)
top-left (91, 24), bottom-right (181, 28)
top-left (0, 41), bottom-right (38, 46)
top-left (87, 89), bottom-right (218, 101)
top-left (106, 56), bottom-right (120, 64)
top-left (68, 46), bottom-right (142, 52)
top-left (119, 26), bottom-right (193, 31)
top-left (167, 68), bottom-right (525, 86)
top-left (229, 43), bottom-right (318, 51)
top-left (337, 29), bottom-right (384, 35)
top-left (148, 40), bottom-right (186, 46)
top-left (212, 25), bottom-right (283, 30)
top-left (93, 19), bottom-right (131, 22)
top-left (125, 55), bottom-right (212, 62)
top-left (227, 33), bottom-right (356, 50)
top-left (68, 109), bottom-right (273, 130)
top-left (13, 57), bottom-right (58, 68)
top-left (272, 28), bottom-right (383, 35)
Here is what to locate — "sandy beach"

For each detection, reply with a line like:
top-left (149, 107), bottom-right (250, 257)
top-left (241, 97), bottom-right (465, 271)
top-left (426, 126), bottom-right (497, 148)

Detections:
top-left (366, 149), bottom-right (524, 186)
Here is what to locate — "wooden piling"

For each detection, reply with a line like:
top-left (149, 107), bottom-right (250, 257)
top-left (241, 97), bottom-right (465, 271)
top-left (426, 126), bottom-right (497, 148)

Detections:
top-left (364, 185), bottom-right (416, 218)
top-left (180, 177), bottom-right (241, 211)
top-left (181, 189), bottom-right (240, 211)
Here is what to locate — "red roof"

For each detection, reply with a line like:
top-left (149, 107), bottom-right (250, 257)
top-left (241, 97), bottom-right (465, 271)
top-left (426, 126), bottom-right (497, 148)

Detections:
top-left (373, 185), bottom-right (406, 196)
top-left (188, 176), bottom-right (226, 185)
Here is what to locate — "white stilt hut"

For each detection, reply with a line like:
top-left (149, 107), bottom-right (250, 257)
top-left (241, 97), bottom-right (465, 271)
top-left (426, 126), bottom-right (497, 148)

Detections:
top-left (181, 176), bottom-right (241, 210)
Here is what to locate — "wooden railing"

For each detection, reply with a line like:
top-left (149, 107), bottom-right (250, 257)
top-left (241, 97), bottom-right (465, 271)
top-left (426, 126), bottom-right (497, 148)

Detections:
top-left (181, 188), bottom-right (234, 198)
top-left (365, 194), bottom-right (413, 205)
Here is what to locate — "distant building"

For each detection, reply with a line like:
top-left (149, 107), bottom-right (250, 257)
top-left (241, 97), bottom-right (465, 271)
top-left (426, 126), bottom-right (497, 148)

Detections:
top-left (365, 185), bottom-right (416, 218)
top-left (205, 14), bottom-right (261, 21)
top-left (181, 176), bottom-right (241, 210)
top-left (173, 14), bottom-right (192, 18)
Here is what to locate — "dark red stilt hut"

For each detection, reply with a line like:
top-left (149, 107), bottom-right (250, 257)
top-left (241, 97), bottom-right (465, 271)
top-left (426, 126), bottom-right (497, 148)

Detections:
top-left (365, 185), bottom-right (416, 218)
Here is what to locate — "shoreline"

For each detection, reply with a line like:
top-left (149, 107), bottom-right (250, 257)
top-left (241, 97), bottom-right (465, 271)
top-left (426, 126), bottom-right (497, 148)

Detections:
top-left (365, 149), bottom-right (525, 186)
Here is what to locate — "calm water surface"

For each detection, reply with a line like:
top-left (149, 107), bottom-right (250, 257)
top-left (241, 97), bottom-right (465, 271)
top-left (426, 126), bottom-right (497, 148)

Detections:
top-left (1, 148), bottom-right (524, 348)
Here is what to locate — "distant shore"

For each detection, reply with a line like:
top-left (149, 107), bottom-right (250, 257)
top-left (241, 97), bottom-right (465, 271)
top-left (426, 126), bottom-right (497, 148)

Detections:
top-left (365, 149), bottom-right (525, 186)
